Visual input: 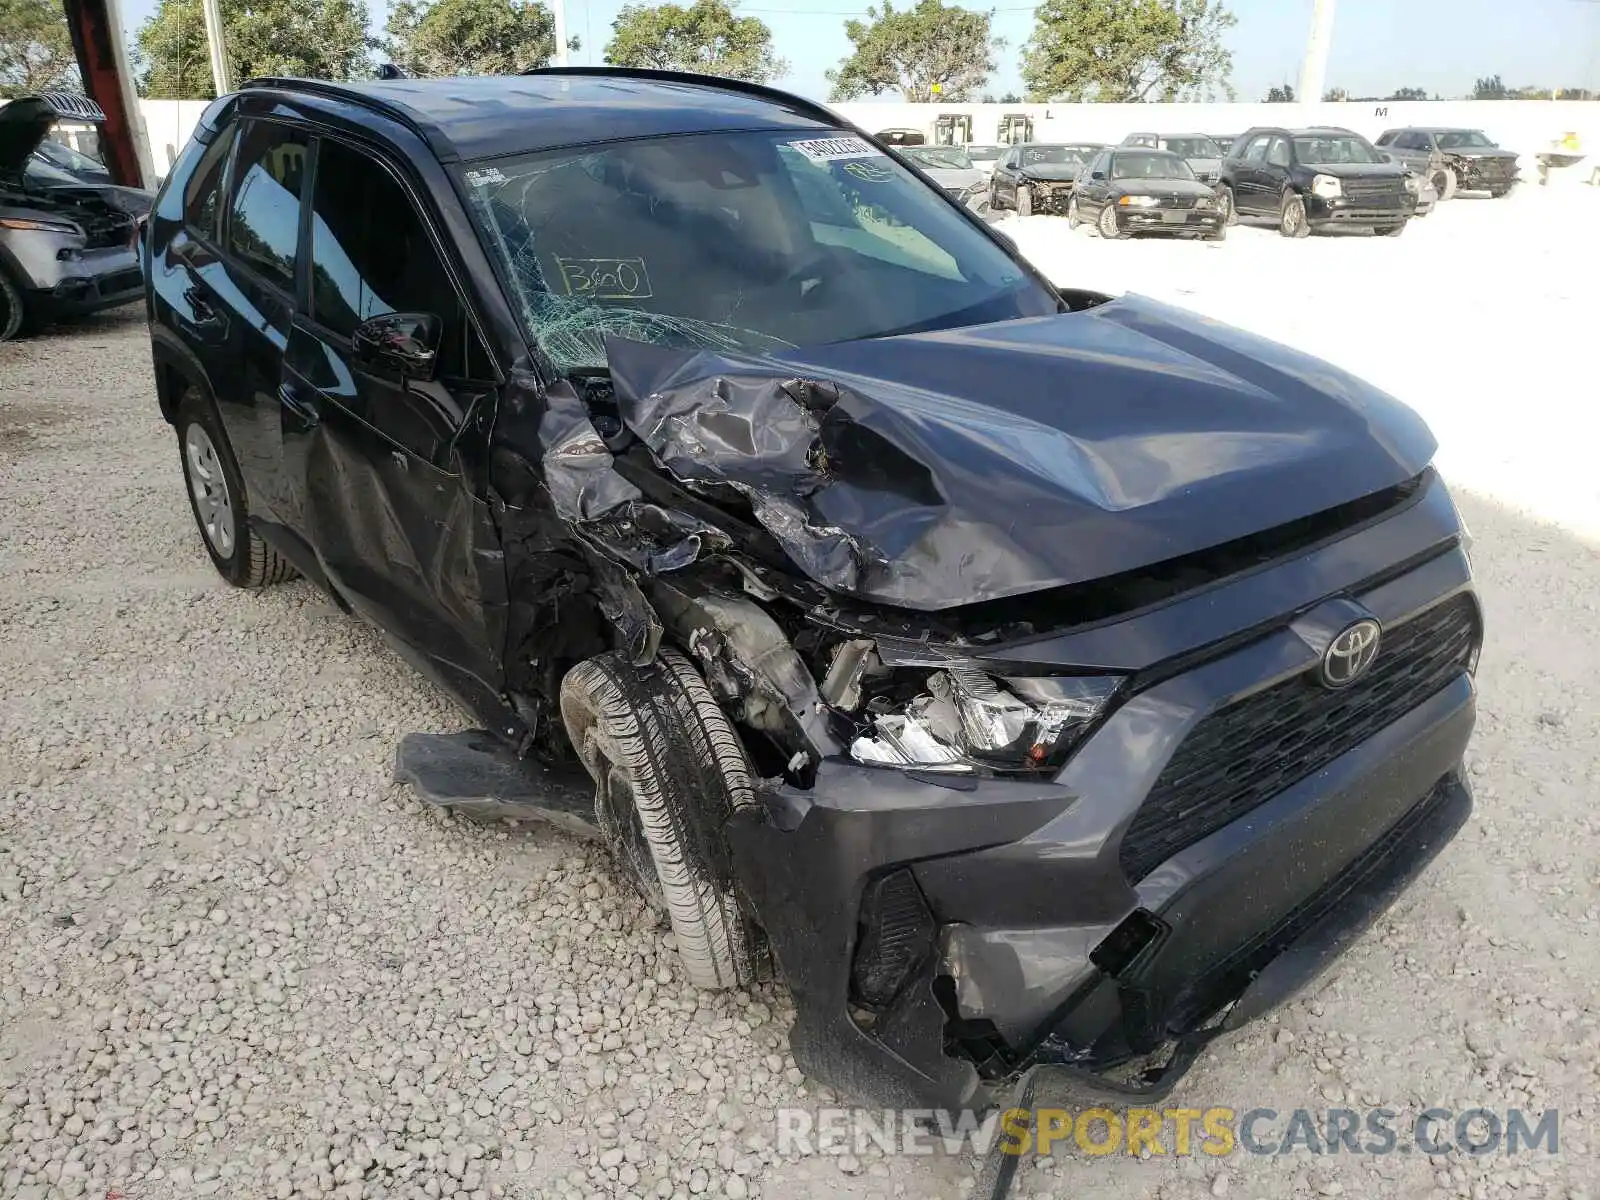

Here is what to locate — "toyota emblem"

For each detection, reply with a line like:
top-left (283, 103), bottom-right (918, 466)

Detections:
top-left (1321, 619), bottom-right (1382, 689)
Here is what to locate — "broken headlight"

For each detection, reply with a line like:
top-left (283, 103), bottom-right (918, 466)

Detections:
top-left (849, 667), bottom-right (1122, 775)
top-left (1311, 173), bottom-right (1343, 199)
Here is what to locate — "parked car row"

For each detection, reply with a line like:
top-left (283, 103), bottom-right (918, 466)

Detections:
top-left (938, 124), bottom-right (1519, 242)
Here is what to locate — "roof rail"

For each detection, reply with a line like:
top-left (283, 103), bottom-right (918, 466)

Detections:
top-left (520, 66), bottom-right (843, 131)
top-left (239, 75), bottom-right (454, 159)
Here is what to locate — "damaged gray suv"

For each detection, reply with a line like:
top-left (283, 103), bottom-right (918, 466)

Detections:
top-left (145, 70), bottom-right (1481, 1118)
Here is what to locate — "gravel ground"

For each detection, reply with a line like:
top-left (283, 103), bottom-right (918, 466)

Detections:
top-left (3, 189), bottom-right (1599, 1200)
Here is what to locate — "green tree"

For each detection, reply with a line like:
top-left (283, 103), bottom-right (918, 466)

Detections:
top-left (1388, 85), bottom-right (1428, 101)
top-left (1473, 74), bottom-right (1506, 100)
top-left (136, 0), bottom-right (374, 100)
top-left (1322, 86), bottom-right (1346, 102)
top-left (826, 0), bottom-right (1002, 103)
top-left (1, 0), bottom-right (79, 97)
top-left (386, 0), bottom-right (569, 76)
top-left (1264, 83), bottom-right (1293, 102)
top-left (1022, 0), bottom-right (1235, 103)
top-left (605, 0), bottom-right (785, 83)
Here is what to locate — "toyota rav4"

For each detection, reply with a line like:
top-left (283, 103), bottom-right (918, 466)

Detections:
top-left (143, 70), bottom-right (1480, 1119)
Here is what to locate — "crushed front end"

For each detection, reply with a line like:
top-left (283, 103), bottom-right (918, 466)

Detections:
top-left (490, 294), bottom-right (1478, 1111)
top-left (724, 469), bottom-right (1478, 1111)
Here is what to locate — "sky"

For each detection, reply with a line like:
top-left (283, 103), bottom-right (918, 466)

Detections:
top-left (116, 0), bottom-right (1600, 103)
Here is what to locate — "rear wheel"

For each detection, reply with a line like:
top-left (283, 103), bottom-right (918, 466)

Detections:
top-left (1097, 204), bottom-right (1124, 239)
top-left (1217, 185), bottom-right (1237, 226)
top-left (176, 390), bottom-right (298, 587)
top-left (560, 649), bottom-right (764, 990)
top-left (0, 269), bottom-right (26, 342)
top-left (1279, 192), bottom-right (1310, 238)
top-left (1066, 195), bottom-right (1082, 229)
top-left (1017, 185), bottom-right (1033, 217)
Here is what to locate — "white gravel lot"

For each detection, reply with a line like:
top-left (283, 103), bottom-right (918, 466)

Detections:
top-left (2, 187), bottom-right (1599, 1200)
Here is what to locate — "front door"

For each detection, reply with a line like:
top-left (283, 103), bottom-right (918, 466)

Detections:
top-left (217, 119), bottom-right (312, 525)
top-left (280, 135), bottom-right (505, 702)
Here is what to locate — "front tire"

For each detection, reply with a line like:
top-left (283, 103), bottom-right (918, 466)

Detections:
top-left (176, 390), bottom-right (298, 587)
top-left (1066, 195), bottom-right (1081, 229)
top-left (1279, 192), bottom-right (1311, 238)
top-left (1433, 166), bottom-right (1459, 201)
top-left (0, 269), bottom-right (26, 342)
top-left (560, 650), bottom-right (763, 991)
top-left (1097, 204), bottom-right (1124, 239)
top-left (1218, 185), bottom-right (1238, 226)
top-left (1017, 185), bottom-right (1033, 217)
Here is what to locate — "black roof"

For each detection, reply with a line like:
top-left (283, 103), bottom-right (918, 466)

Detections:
top-left (241, 69), bottom-right (840, 162)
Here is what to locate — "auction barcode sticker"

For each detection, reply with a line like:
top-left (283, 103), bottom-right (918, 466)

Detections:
top-left (787, 136), bottom-right (884, 163)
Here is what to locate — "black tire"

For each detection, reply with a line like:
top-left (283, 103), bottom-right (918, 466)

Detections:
top-left (560, 649), bottom-right (763, 990)
top-left (176, 389), bottom-right (298, 588)
top-left (1218, 185), bottom-right (1238, 226)
top-left (0, 268), bottom-right (26, 342)
top-left (1017, 185), bottom-right (1033, 217)
top-left (1097, 203), bottom-right (1125, 239)
top-left (1279, 191), bottom-right (1311, 238)
top-left (1066, 195), bottom-right (1081, 229)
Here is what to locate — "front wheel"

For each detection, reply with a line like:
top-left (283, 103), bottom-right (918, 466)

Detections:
top-left (1066, 195), bottom-right (1081, 229)
top-left (176, 390), bottom-right (298, 587)
top-left (1017, 185), bottom-right (1033, 217)
top-left (1279, 192), bottom-right (1311, 238)
top-left (0, 269), bottom-right (27, 342)
top-left (560, 650), bottom-right (765, 991)
top-left (1097, 204), bottom-right (1124, 239)
top-left (1432, 166), bottom-right (1459, 201)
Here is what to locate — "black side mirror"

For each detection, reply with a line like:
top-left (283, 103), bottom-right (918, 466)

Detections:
top-left (352, 312), bottom-right (441, 381)
top-left (1091, 171), bottom-right (1106, 181)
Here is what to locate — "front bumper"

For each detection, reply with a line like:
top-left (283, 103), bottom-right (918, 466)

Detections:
top-left (727, 478), bottom-right (1479, 1112)
top-left (1114, 207), bottom-right (1224, 234)
top-left (1307, 194), bottom-right (1411, 227)
top-left (1020, 182), bottom-right (1075, 212)
top-left (5, 233), bottom-right (142, 318)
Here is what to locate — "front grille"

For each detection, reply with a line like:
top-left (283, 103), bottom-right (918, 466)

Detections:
top-left (1340, 177), bottom-right (1406, 201)
top-left (1157, 197), bottom-right (1198, 209)
top-left (1119, 594), bottom-right (1479, 881)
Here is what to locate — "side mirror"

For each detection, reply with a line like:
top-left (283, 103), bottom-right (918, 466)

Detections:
top-left (1091, 171), bottom-right (1106, 181)
top-left (352, 311), bottom-right (441, 381)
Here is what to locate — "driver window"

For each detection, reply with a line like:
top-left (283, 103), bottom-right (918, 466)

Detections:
top-left (1267, 138), bottom-right (1292, 168)
top-left (1244, 136), bottom-right (1270, 163)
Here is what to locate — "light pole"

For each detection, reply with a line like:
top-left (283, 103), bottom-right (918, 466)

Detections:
top-left (1298, 0), bottom-right (1338, 106)
top-left (553, 0), bottom-right (570, 67)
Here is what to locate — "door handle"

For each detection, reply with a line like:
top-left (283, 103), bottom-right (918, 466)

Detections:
top-left (279, 382), bottom-right (320, 432)
top-left (183, 286), bottom-right (215, 320)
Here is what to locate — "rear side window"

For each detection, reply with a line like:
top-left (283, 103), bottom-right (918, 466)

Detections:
top-left (227, 121), bottom-right (310, 292)
top-left (308, 138), bottom-right (489, 379)
top-left (183, 124), bottom-right (236, 242)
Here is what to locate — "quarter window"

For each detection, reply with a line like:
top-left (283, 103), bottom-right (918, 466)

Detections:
top-left (227, 121), bottom-right (310, 291)
top-left (183, 124), bottom-right (236, 242)
top-left (308, 138), bottom-right (489, 379)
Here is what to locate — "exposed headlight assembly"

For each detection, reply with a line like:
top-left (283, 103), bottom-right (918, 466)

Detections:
top-left (850, 667), bottom-right (1122, 775)
top-left (1403, 173), bottom-right (1421, 195)
top-left (0, 216), bottom-right (81, 235)
top-left (1119, 195), bottom-right (1160, 208)
top-left (1311, 173), bottom-right (1343, 199)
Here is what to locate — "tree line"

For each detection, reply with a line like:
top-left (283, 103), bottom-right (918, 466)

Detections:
top-left (5, 0), bottom-right (1593, 108)
top-left (1265, 78), bottom-right (1596, 104)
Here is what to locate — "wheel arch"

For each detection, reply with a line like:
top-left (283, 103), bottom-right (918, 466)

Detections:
top-left (150, 330), bottom-right (219, 427)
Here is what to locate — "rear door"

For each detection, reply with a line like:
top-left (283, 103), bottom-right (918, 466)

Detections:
top-left (280, 134), bottom-right (504, 697)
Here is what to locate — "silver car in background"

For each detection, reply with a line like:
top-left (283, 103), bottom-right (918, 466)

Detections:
top-left (1122, 132), bottom-right (1227, 186)
top-left (895, 145), bottom-right (987, 205)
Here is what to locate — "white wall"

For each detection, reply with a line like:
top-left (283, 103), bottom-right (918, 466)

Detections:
top-left (137, 95), bottom-right (1596, 182)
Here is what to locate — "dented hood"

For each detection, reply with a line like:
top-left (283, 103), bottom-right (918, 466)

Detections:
top-left (589, 294), bottom-right (1435, 612)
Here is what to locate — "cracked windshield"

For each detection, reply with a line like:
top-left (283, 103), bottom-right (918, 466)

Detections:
top-left (459, 131), bottom-right (1054, 370)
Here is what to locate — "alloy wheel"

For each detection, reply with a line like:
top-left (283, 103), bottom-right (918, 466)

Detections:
top-left (184, 423), bottom-right (236, 557)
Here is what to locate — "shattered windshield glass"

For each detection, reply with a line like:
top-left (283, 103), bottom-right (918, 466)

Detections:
top-left (1021, 145), bottom-right (1091, 166)
top-left (902, 147), bottom-right (975, 170)
top-left (459, 130), bottom-right (1053, 370)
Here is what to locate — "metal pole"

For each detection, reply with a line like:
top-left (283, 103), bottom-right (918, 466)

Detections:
top-left (552, 0), bottom-right (570, 67)
top-left (201, 0), bottom-right (233, 95)
top-left (61, 0), bottom-right (155, 188)
top-left (1298, 0), bottom-right (1338, 104)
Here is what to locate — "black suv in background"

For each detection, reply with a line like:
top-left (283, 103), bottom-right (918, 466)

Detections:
top-left (142, 70), bottom-right (1479, 1120)
top-left (1375, 127), bottom-right (1520, 199)
top-left (1218, 126), bottom-right (1415, 237)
